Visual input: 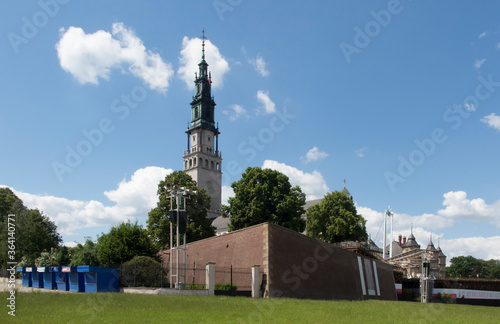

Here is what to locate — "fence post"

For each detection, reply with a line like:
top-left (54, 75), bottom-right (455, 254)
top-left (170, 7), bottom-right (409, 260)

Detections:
top-left (206, 262), bottom-right (215, 296)
top-left (252, 265), bottom-right (260, 298)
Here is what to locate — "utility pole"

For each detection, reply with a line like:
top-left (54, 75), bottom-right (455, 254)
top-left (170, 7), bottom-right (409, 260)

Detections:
top-left (383, 206), bottom-right (393, 260)
top-left (169, 186), bottom-right (193, 289)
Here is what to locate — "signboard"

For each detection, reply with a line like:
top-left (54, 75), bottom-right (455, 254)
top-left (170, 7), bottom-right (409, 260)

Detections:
top-left (62, 267), bottom-right (71, 273)
top-left (433, 288), bottom-right (500, 300)
top-left (37, 267), bottom-right (45, 272)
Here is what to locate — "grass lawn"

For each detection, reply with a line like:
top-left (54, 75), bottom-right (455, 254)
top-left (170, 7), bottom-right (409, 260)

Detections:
top-left (1, 291), bottom-right (499, 323)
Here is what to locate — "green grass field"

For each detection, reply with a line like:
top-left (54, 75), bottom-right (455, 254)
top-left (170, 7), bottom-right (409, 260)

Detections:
top-left (1, 291), bottom-right (499, 323)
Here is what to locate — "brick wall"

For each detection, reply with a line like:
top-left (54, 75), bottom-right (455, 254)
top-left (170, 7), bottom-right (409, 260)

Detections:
top-left (161, 223), bottom-right (268, 291)
top-left (267, 224), bottom-right (396, 300)
top-left (160, 222), bottom-right (396, 300)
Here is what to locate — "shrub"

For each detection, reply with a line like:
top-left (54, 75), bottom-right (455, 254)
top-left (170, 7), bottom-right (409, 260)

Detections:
top-left (185, 284), bottom-right (206, 290)
top-left (215, 283), bottom-right (237, 292)
top-left (121, 256), bottom-right (166, 287)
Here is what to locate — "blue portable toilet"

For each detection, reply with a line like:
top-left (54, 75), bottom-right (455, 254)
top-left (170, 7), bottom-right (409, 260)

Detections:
top-left (31, 267), bottom-right (44, 288)
top-left (77, 266), bottom-right (120, 293)
top-left (68, 267), bottom-right (85, 292)
top-left (54, 266), bottom-right (73, 291)
top-left (41, 267), bottom-right (57, 290)
top-left (17, 267), bottom-right (32, 287)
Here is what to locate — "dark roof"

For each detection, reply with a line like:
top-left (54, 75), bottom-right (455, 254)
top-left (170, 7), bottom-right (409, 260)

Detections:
top-left (426, 241), bottom-right (438, 252)
top-left (211, 216), bottom-right (229, 233)
top-left (403, 233), bottom-right (420, 248)
top-left (304, 199), bottom-right (322, 210)
top-left (367, 238), bottom-right (383, 253)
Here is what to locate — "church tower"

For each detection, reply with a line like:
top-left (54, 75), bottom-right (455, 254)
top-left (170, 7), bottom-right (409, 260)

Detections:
top-left (183, 30), bottom-right (222, 220)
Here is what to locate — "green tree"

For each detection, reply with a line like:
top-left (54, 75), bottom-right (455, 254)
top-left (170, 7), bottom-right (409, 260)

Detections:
top-left (35, 248), bottom-right (58, 267)
top-left (306, 191), bottom-right (367, 243)
top-left (97, 221), bottom-right (157, 266)
top-left (55, 246), bottom-right (71, 266)
top-left (484, 259), bottom-right (500, 279)
top-left (223, 167), bottom-right (306, 232)
top-left (147, 171), bottom-right (215, 250)
top-left (0, 188), bottom-right (62, 268)
top-left (69, 238), bottom-right (99, 266)
top-left (446, 255), bottom-right (486, 278)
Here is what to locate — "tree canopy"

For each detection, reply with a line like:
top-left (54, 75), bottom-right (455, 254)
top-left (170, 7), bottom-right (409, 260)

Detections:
top-left (306, 191), bottom-right (367, 243)
top-left (446, 255), bottom-right (500, 279)
top-left (223, 167), bottom-right (306, 232)
top-left (0, 187), bottom-right (62, 267)
top-left (97, 221), bottom-right (157, 266)
top-left (147, 171), bottom-right (215, 250)
top-left (70, 238), bottom-right (99, 266)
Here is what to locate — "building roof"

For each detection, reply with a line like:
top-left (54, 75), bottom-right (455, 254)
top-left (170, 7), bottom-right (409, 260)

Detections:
top-left (385, 241), bottom-right (403, 257)
top-left (426, 241), bottom-right (438, 252)
top-left (367, 238), bottom-right (382, 253)
top-left (212, 215), bottom-right (229, 235)
top-left (403, 233), bottom-right (420, 249)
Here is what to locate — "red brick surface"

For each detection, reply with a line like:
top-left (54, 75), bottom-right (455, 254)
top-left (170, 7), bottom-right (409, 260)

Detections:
top-left (160, 222), bottom-right (396, 300)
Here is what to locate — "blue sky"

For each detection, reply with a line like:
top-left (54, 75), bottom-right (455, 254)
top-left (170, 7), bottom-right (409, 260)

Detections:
top-left (1, 0), bottom-right (500, 262)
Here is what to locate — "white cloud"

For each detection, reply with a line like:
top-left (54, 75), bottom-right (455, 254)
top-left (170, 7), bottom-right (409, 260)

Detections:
top-left (262, 160), bottom-right (329, 200)
top-left (359, 205), bottom-right (453, 248)
top-left (481, 113), bottom-right (500, 131)
top-left (248, 54), bottom-right (269, 77)
top-left (177, 36), bottom-right (229, 90)
top-left (221, 185), bottom-right (234, 205)
top-left (358, 190), bottom-right (500, 263)
top-left (256, 90), bottom-right (276, 114)
top-left (441, 236), bottom-right (500, 261)
top-left (11, 166), bottom-right (171, 239)
top-left (56, 23), bottom-right (173, 93)
top-left (355, 147), bottom-right (367, 158)
top-left (222, 104), bottom-right (248, 121)
top-left (437, 191), bottom-right (500, 226)
top-left (478, 31), bottom-right (487, 39)
top-left (301, 147), bottom-right (328, 164)
top-left (473, 58), bottom-right (486, 69)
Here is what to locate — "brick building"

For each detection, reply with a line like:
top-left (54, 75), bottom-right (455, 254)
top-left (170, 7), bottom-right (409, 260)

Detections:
top-left (161, 222), bottom-right (397, 300)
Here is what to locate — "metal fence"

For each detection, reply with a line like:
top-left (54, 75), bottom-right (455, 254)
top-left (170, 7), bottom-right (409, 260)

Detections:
top-left (117, 260), bottom-right (257, 294)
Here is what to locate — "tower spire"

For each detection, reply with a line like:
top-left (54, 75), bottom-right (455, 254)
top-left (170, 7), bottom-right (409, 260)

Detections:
top-left (202, 27), bottom-right (206, 61)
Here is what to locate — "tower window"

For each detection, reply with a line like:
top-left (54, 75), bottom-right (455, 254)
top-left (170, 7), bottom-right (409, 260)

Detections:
top-left (208, 136), bottom-right (211, 142)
